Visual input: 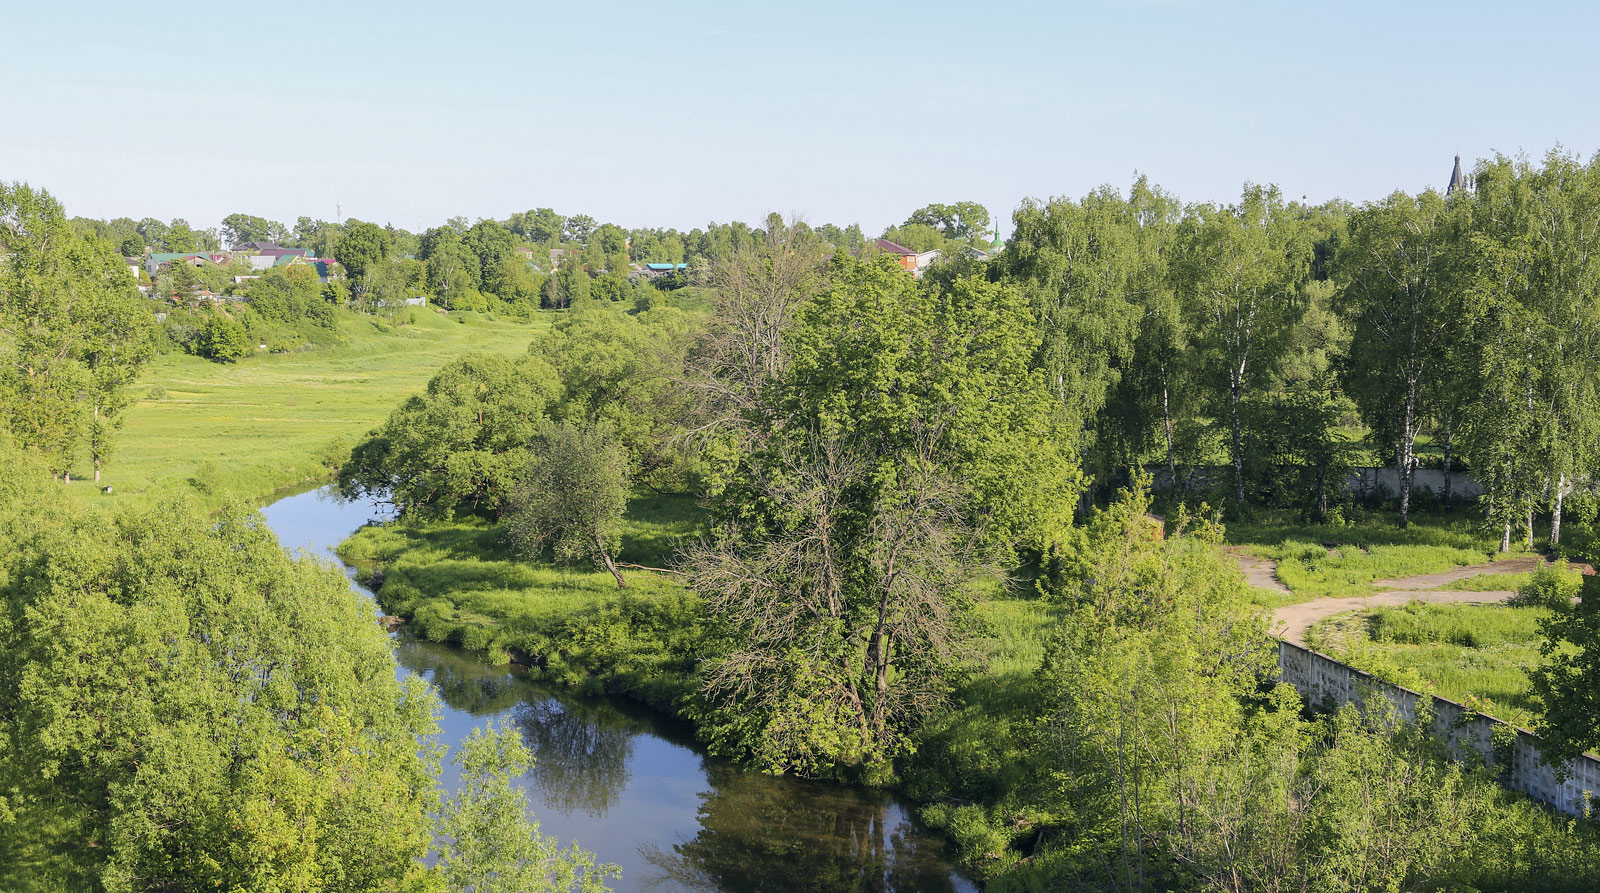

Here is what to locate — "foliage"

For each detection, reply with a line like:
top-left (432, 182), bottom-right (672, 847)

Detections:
top-left (437, 723), bottom-right (619, 892)
top-left (340, 352), bottom-right (561, 519)
top-left (0, 469), bottom-right (440, 891)
top-left (1530, 576), bottom-right (1600, 764)
top-left (0, 182), bottom-right (157, 480)
top-left (505, 423), bottom-right (632, 587)
top-left (194, 310), bottom-right (250, 362)
top-left (1511, 560), bottom-right (1584, 609)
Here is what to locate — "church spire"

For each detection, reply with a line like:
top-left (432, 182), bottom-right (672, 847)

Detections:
top-left (1448, 154), bottom-right (1467, 195)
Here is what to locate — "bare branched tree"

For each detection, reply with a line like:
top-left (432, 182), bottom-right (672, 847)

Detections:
top-left (679, 217), bottom-right (828, 443)
top-left (683, 431), bottom-right (993, 772)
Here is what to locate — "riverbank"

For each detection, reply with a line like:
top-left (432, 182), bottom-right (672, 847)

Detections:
top-left (274, 486), bottom-right (979, 891)
top-left (61, 309), bottom-right (551, 509)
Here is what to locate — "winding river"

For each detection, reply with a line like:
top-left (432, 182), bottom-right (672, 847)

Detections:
top-left (261, 486), bottom-right (978, 893)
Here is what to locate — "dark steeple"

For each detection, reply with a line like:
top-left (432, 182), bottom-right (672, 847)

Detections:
top-left (1448, 154), bottom-right (1467, 194)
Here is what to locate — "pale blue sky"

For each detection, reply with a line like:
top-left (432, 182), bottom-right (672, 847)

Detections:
top-left (2, 1), bottom-right (1593, 237)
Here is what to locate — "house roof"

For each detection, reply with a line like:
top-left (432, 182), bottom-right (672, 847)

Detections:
top-left (235, 241), bottom-right (283, 251)
top-left (256, 248), bottom-right (311, 258)
top-left (150, 252), bottom-right (212, 264)
top-left (873, 238), bottom-right (915, 256)
top-left (644, 263), bottom-right (687, 271)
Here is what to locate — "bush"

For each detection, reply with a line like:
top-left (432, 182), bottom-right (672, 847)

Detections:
top-left (1510, 561), bottom-right (1582, 609)
top-left (195, 313), bottom-right (250, 362)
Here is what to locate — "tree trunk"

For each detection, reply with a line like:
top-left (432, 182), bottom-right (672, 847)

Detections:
top-left (1525, 506), bottom-right (1535, 550)
top-left (1161, 365), bottom-right (1176, 494)
top-left (1230, 377), bottom-right (1245, 506)
top-left (1397, 388), bottom-right (1416, 529)
top-left (1441, 428), bottom-right (1453, 505)
top-left (1551, 475), bottom-right (1566, 548)
top-left (596, 538), bottom-right (627, 589)
top-left (1501, 522), bottom-right (1511, 554)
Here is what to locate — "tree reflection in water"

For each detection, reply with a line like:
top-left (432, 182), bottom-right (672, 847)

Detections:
top-left (641, 763), bottom-right (971, 893)
top-left (392, 633), bottom-right (528, 715)
top-left (512, 698), bottom-right (636, 817)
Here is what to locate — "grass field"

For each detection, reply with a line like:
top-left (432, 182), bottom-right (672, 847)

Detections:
top-left (1307, 602), bottom-right (1553, 728)
top-left (65, 309), bottom-right (551, 508)
top-left (1226, 509), bottom-right (1515, 602)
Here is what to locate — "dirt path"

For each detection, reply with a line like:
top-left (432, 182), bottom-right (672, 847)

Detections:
top-left (1224, 546), bottom-right (1290, 594)
top-left (1269, 587), bottom-right (1519, 645)
top-left (1238, 555), bottom-right (1547, 645)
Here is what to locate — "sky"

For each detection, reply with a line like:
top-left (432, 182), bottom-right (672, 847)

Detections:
top-left (3, 0), bottom-right (1596, 239)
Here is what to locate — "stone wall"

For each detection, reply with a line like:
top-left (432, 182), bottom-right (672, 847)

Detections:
top-left (1276, 640), bottom-right (1600, 816)
top-left (1147, 466), bottom-right (1484, 501)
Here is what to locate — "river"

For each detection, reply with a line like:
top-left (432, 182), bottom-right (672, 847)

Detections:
top-left (261, 485), bottom-right (978, 893)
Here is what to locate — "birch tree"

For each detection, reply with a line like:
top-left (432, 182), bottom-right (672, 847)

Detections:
top-left (1333, 189), bottom-right (1459, 528)
top-left (1176, 185), bottom-right (1312, 506)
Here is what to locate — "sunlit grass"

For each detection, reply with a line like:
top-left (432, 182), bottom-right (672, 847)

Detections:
top-left (1307, 602), bottom-right (1554, 728)
top-left (1226, 509), bottom-right (1511, 601)
top-left (63, 308), bottom-right (551, 508)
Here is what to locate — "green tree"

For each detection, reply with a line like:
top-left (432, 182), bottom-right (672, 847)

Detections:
top-left (1175, 184), bottom-right (1313, 506)
top-left (0, 481), bottom-right (441, 892)
top-left (438, 724), bottom-right (619, 892)
top-left (196, 311), bottom-right (250, 362)
top-left (685, 255), bottom-right (1078, 776)
top-left (335, 219), bottom-right (393, 302)
top-left (220, 212), bottom-right (288, 246)
top-left (505, 423), bottom-right (632, 587)
top-left (1334, 189), bottom-right (1459, 528)
top-left (340, 353), bottom-right (561, 519)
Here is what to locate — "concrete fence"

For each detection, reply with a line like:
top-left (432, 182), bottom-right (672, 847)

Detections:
top-left (1148, 466), bottom-right (1484, 501)
top-left (1276, 640), bottom-right (1600, 816)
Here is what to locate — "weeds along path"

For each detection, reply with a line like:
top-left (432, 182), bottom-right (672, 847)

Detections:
top-left (1266, 557), bottom-right (1547, 645)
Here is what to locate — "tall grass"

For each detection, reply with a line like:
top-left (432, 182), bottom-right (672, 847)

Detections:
top-left (1308, 602), bottom-right (1552, 728)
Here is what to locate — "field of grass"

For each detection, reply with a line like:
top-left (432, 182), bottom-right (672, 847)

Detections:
top-left (338, 494), bottom-right (705, 706)
top-left (1226, 509), bottom-right (1513, 602)
top-left (65, 309), bottom-right (551, 508)
top-left (1307, 602), bottom-right (1552, 728)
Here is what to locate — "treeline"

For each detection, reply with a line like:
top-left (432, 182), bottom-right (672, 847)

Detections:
top-left (1012, 152), bottom-right (1600, 551)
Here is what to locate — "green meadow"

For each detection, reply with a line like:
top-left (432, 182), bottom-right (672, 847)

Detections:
top-left (1307, 601), bottom-right (1553, 728)
top-left (66, 309), bottom-right (550, 507)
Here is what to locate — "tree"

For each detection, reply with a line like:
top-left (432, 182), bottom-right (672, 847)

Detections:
top-left (437, 724), bottom-right (619, 892)
top-left (905, 201), bottom-right (991, 244)
top-left (0, 182), bottom-right (154, 481)
top-left (463, 220), bottom-right (516, 297)
top-left (685, 255), bottom-right (1078, 775)
top-left (505, 423), bottom-right (632, 588)
top-left (335, 219), bottom-right (393, 301)
top-left (509, 207), bottom-right (564, 244)
top-left (563, 214), bottom-right (597, 244)
top-left (1175, 184), bottom-right (1313, 506)
top-left (80, 280), bottom-right (157, 481)
top-left (0, 480), bottom-right (441, 891)
top-left (340, 353), bottom-right (561, 519)
top-left (220, 212), bottom-right (289, 247)
top-left (1000, 185), bottom-right (1143, 450)
top-left (196, 311), bottom-right (250, 362)
top-left (1334, 189), bottom-right (1459, 528)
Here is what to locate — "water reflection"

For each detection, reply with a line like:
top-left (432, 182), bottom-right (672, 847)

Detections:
top-left (264, 487), bottom-right (975, 892)
top-left (513, 699), bottom-right (637, 817)
top-left (643, 764), bottom-right (974, 892)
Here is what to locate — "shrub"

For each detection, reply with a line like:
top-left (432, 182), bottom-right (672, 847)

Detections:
top-left (1510, 561), bottom-right (1582, 609)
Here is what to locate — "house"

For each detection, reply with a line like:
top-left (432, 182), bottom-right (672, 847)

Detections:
top-left (233, 241), bottom-right (284, 252)
top-left (871, 239), bottom-right (941, 279)
top-left (146, 252), bottom-right (226, 276)
top-left (123, 257), bottom-right (142, 277)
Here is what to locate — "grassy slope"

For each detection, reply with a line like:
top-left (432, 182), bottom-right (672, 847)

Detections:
top-left (1307, 602), bottom-right (1552, 728)
top-left (65, 309), bottom-right (550, 508)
